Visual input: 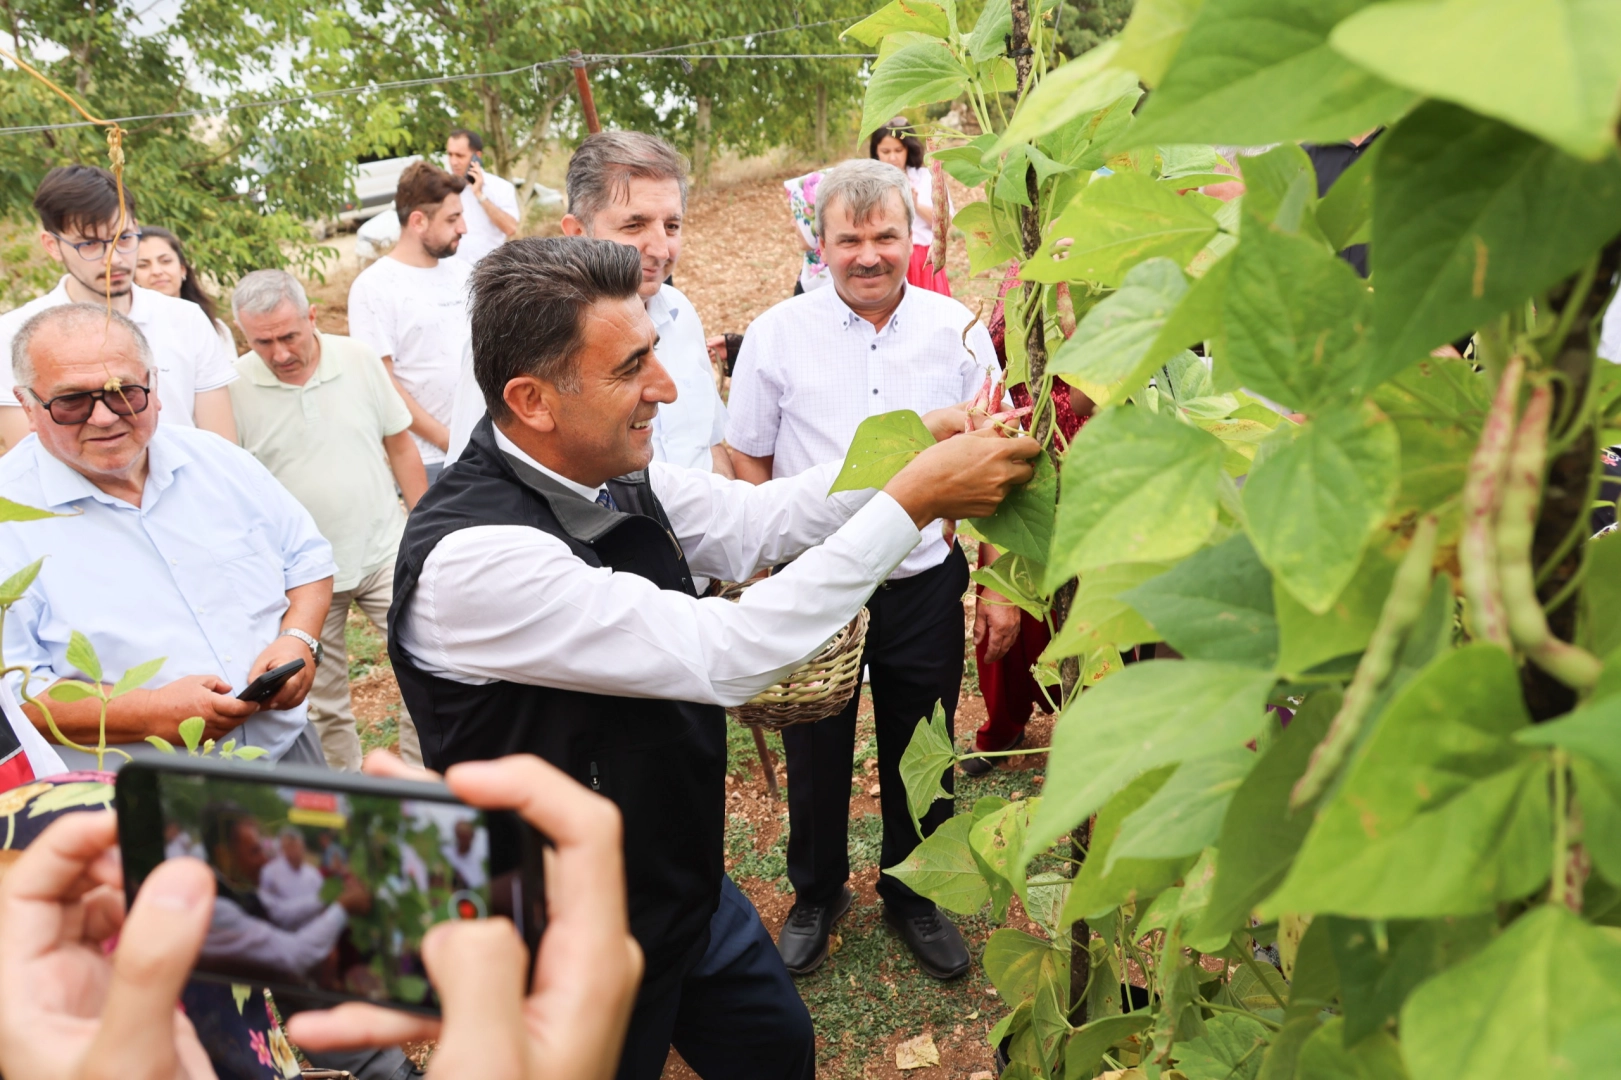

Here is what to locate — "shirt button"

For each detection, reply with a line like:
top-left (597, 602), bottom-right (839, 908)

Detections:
top-left (872, 389), bottom-right (879, 395)
top-left (870, 344), bottom-right (877, 351)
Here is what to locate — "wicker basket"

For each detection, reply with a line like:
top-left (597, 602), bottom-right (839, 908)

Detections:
top-left (716, 581), bottom-right (869, 729)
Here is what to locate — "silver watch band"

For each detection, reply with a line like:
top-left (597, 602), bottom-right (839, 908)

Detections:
top-left (280, 628), bottom-right (323, 665)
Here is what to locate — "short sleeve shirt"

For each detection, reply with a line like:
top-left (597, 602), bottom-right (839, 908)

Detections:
top-left (346, 255), bottom-right (472, 466)
top-left (229, 334), bottom-right (413, 590)
top-left (0, 279), bottom-right (238, 426)
top-left (451, 170), bottom-right (520, 268)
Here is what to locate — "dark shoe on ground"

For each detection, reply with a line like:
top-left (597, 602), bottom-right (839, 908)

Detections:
top-left (960, 730), bottom-right (1024, 777)
top-left (885, 903), bottom-right (971, 980)
top-left (776, 886), bottom-right (854, 976)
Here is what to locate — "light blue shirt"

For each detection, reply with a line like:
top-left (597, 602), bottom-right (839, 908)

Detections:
top-left (0, 426), bottom-right (335, 768)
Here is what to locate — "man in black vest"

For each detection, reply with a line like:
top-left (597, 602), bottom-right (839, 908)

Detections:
top-left (387, 236), bottom-right (1037, 1080)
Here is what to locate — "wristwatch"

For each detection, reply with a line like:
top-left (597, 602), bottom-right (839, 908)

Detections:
top-left (280, 628), bottom-right (324, 665)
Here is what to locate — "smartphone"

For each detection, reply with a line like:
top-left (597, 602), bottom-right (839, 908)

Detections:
top-left (471, 151), bottom-right (482, 170)
top-left (237, 658), bottom-right (306, 702)
top-left (116, 757), bottom-right (547, 1015)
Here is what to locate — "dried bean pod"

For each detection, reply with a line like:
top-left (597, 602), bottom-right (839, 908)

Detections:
top-left (1459, 356), bottom-right (1523, 650)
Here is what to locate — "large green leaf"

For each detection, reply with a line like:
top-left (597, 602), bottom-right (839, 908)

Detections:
top-left (1041, 562), bottom-right (1168, 660)
top-left (1370, 355), bottom-right (1490, 528)
top-left (1021, 170), bottom-right (1220, 287)
top-left (1519, 689), bottom-right (1621, 783)
top-left (1174, 1013), bottom-right (1269, 1080)
top-left (1296, 1018), bottom-right (1407, 1080)
top-left (1326, 915), bottom-right (1494, 1045)
top-left (1273, 543), bottom-right (1396, 676)
top-left (1112, 0), bottom-right (1204, 86)
top-left (1050, 257), bottom-right (1189, 406)
top-left (983, 926), bottom-right (1062, 1003)
top-left (932, 134), bottom-right (998, 187)
top-left (971, 798), bottom-right (1038, 912)
top-left (991, 42), bottom-right (1142, 152)
top-left (859, 40), bottom-right (971, 141)
top-left (1331, 0), bottom-right (1621, 161)
top-left (1578, 530), bottom-right (1621, 657)
top-left (1120, 533), bottom-right (1278, 667)
top-left (1368, 102), bottom-right (1621, 382)
top-left (1266, 645), bottom-right (1551, 918)
top-left (842, 0), bottom-right (949, 44)
top-left (1023, 659), bottom-right (1274, 866)
top-left (1064, 1012), bottom-right (1154, 1079)
top-left (1062, 767), bottom-right (1196, 922)
top-left (1316, 138), bottom-right (1380, 253)
top-left (970, 450), bottom-right (1056, 563)
top-left (955, 200), bottom-right (1024, 276)
top-left (1242, 402), bottom-right (1400, 614)
top-left (1123, 0), bottom-right (1417, 149)
top-left (884, 812), bottom-right (990, 915)
top-left (1400, 906), bottom-right (1621, 1080)
top-left (1221, 210), bottom-right (1373, 412)
top-left (1109, 747), bottom-right (1257, 867)
top-left (828, 409), bottom-right (934, 494)
top-left (964, 0), bottom-right (1010, 59)
top-left (1572, 756), bottom-right (1621, 887)
top-left (1196, 691), bottom-right (1335, 939)
top-left (897, 702), bottom-right (955, 836)
top-left (1047, 406), bottom-right (1226, 588)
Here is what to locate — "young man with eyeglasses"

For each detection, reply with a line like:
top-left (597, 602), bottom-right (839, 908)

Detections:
top-left (0, 166), bottom-right (239, 452)
top-left (0, 303), bottom-right (335, 769)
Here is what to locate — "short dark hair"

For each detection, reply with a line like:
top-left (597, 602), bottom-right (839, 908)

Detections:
top-left (448, 128), bottom-right (484, 152)
top-left (34, 165), bottom-right (138, 237)
top-left (470, 237), bottom-right (643, 422)
top-left (395, 160), bottom-right (467, 225)
top-left (869, 116), bottom-right (925, 170)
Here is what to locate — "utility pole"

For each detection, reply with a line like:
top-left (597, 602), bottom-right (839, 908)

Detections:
top-left (568, 50), bottom-right (601, 134)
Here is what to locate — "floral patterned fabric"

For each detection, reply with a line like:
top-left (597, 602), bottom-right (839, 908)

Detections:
top-left (0, 771), bottom-right (301, 1079)
top-left (783, 171), bottom-right (830, 292)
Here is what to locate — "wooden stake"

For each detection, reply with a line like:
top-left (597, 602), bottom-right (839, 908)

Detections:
top-left (569, 49), bottom-right (601, 134)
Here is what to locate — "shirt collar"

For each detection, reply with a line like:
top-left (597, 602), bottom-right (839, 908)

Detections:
top-left (644, 285), bottom-right (682, 332)
top-left (33, 426), bottom-right (189, 511)
top-left (491, 427), bottom-right (605, 502)
top-left (830, 282), bottom-right (909, 333)
top-left (241, 335), bottom-right (341, 388)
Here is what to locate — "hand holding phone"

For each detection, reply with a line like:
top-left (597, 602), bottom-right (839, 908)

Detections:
top-left (237, 658), bottom-right (306, 702)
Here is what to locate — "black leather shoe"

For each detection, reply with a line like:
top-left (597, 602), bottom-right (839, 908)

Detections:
top-left (885, 903), bottom-right (971, 980)
top-left (960, 730), bottom-right (1023, 777)
top-left (776, 886), bottom-right (853, 976)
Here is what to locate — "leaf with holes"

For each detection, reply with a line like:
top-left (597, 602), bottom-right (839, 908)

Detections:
top-left (859, 40), bottom-right (970, 141)
top-left (897, 701), bottom-right (955, 836)
top-left (884, 812), bottom-right (990, 916)
top-left (1050, 257), bottom-right (1189, 406)
top-left (1022, 171), bottom-right (1220, 287)
top-left (828, 410), bottom-right (934, 494)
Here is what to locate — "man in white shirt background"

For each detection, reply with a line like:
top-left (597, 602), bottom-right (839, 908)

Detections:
top-left (387, 236), bottom-right (1036, 1079)
top-left (347, 161), bottom-right (472, 485)
top-left (0, 304), bottom-right (335, 768)
top-left (728, 159), bottom-right (1009, 983)
top-left (258, 826), bottom-right (330, 929)
top-left (0, 166), bottom-right (238, 451)
top-left (444, 127), bottom-right (520, 268)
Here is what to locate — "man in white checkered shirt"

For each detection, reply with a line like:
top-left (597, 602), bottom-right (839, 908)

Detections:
top-left (727, 158), bottom-right (997, 983)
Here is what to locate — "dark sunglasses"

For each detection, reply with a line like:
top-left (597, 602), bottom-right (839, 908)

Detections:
top-left (28, 384), bottom-right (151, 425)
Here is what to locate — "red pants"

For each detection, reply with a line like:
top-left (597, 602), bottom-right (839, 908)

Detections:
top-left (973, 599), bottom-right (1055, 752)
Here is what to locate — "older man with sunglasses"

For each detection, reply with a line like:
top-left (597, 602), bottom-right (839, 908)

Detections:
top-left (0, 165), bottom-right (239, 452)
top-left (0, 303), bottom-right (336, 769)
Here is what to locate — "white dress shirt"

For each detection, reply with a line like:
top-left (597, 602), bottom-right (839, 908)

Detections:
top-left (726, 283), bottom-right (996, 578)
top-left (0, 278), bottom-right (238, 427)
top-left (452, 170), bottom-right (520, 268)
top-left (647, 284), bottom-right (728, 471)
top-left (1602, 295), bottom-right (1621, 364)
top-left (346, 254), bottom-right (473, 467)
top-left (203, 895), bottom-right (348, 980)
top-left (258, 854), bottom-right (329, 929)
top-left (0, 426), bottom-right (336, 767)
top-left (397, 428), bottom-right (923, 703)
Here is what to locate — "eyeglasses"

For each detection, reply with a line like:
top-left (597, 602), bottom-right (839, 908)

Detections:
top-left (50, 230), bottom-right (143, 261)
top-left (28, 384), bottom-right (151, 425)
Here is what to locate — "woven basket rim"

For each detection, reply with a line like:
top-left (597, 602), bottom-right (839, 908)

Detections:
top-left (716, 579), bottom-right (868, 728)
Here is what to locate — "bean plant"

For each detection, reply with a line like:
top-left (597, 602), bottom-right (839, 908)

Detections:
top-left (837, 0), bottom-right (1621, 1076)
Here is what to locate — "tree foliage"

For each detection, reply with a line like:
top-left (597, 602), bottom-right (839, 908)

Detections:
top-left (839, 0), bottom-right (1621, 1073)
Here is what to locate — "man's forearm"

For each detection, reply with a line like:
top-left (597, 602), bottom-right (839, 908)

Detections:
top-left (481, 197), bottom-right (519, 237)
top-left (729, 449), bottom-right (772, 485)
top-left (710, 443), bottom-right (737, 480)
top-left (385, 433), bottom-right (430, 508)
top-left (193, 387), bottom-right (238, 443)
top-left (283, 579), bottom-right (333, 642)
top-left (381, 357), bottom-right (450, 451)
top-left (23, 685), bottom-right (201, 743)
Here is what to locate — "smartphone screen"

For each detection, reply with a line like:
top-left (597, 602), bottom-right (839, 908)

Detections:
top-left (117, 760), bottom-right (544, 1014)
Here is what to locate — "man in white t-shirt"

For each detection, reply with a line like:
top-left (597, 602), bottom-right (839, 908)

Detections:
top-left (347, 161), bottom-right (472, 484)
top-left (445, 128), bottom-right (520, 268)
top-left (0, 166), bottom-right (238, 452)
top-left (444, 131), bottom-right (732, 478)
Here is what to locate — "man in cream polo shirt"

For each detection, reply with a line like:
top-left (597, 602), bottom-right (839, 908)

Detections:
top-left (228, 270), bottom-right (429, 770)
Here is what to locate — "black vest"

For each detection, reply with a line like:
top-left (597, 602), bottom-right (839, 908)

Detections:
top-left (388, 417), bottom-right (727, 983)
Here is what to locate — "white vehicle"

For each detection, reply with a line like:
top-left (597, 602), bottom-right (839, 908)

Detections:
top-left (338, 155), bottom-right (421, 224)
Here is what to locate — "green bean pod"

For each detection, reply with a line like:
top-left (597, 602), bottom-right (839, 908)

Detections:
top-left (1498, 382), bottom-right (1604, 691)
top-left (1459, 356), bottom-right (1523, 650)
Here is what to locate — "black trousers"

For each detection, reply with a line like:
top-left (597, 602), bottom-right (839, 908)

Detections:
top-left (616, 875), bottom-right (815, 1080)
top-left (782, 545), bottom-right (969, 917)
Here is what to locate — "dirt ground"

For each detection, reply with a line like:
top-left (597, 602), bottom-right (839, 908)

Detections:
top-left (330, 161), bottom-right (1038, 1080)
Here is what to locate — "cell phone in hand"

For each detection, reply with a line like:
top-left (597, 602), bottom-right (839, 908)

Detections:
top-left (116, 757), bottom-right (548, 1015)
top-left (237, 658), bottom-right (306, 702)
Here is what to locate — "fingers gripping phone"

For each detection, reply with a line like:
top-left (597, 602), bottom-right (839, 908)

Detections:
top-left (116, 758), bottom-right (547, 1015)
top-left (237, 658), bottom-right (306, 703)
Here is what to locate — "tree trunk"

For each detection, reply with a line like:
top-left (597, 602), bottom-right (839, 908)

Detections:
top-left (513, 87), bottom-right (567, 210)
top-left (693, 95), bottom-right (713, 188)
top-left (1523, 237), bottom-right (1621, 720)
top-left (815, 82), bottom-right (829, 159)
top-left (480, 83), bottom-right (511, 177)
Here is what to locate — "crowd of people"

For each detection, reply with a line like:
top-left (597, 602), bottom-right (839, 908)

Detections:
top-left (0, 121), bottom-right (1042, 1080)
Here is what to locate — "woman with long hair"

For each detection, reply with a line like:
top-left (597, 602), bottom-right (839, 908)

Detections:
top-left (135, 226), bottom-right (235, 350)
top-left (869, 116), bottom-right (951, 296)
